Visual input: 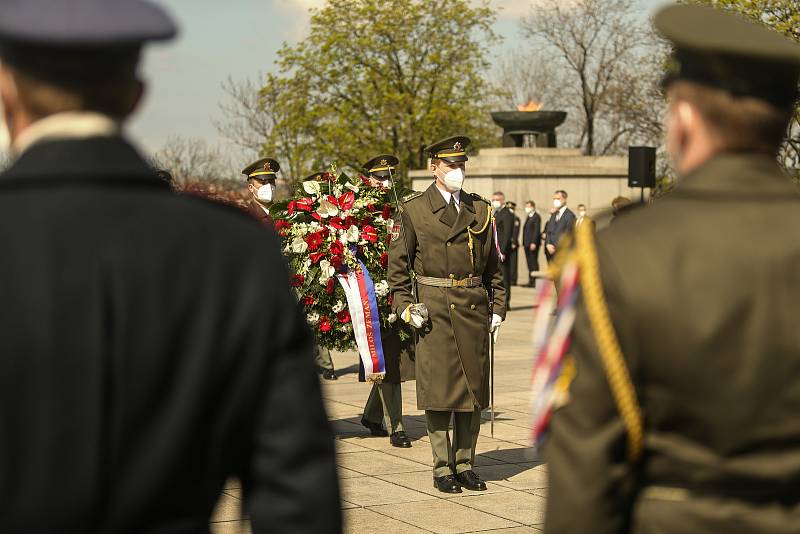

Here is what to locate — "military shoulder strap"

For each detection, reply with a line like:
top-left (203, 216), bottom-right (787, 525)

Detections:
top-left (402, 190), bottom-right (423, 203)
top-left (573, 223), bottom-right (644, 464)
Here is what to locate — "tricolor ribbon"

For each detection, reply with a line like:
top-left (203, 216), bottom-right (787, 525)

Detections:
top-left (492, 217), bottom-right (506, 263)
top-left (530, 262), bottom-right (580, 448)
top-left (336, 259), bottom-right (386, 381)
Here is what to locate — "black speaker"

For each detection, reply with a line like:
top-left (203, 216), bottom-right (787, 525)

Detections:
top-left (628, 146), bottom-right (656, 188)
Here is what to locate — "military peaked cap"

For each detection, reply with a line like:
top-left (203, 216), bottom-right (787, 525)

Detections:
top-left (242, 158), bottom-right (280, 181)
top-left (362, 154), bottom-right (399, 179)
top-left (425, 136), bottom-right (471, 163)
top-left (0, 0), bottom-right (177, 83)
top-left (655, 5), bottom-right (800, 107)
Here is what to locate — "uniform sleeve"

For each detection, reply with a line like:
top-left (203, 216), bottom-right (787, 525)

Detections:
top-left (483, 210), bottom-right (507, 319)
top-left (388, 207), bottom-right (418, 315)
top-left (243, 245), bottom-right (341, 533)
top-left (543, 239), bottom-right (638, 534)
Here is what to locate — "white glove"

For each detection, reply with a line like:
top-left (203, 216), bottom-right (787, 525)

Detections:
top-left (490, 313), bottom-right (503, 343)
top-left (401, 303), bottom-right (429, 329)
top-left (490, 313), bottom-right (503, 332)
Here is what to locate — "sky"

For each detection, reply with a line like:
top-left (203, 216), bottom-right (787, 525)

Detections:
top-left (129, 0), bottom-right (669, 158)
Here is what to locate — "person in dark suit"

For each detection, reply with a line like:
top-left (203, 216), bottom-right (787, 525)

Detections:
top-left (544, 190), bottom-right (576, 259)
top-left (0, 2), bottom-right (341, 533)
top-left (492, 191), bottom-right (515, 310)
top-left (507, 201), bottom-right (521, 286)
top-left (543, 5), bottom-right (800, 532)
top-left (522, 200), bottom-right (542, 287)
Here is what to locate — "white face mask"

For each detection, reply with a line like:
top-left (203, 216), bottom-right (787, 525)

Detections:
top-left (524, 207), bottom-right (534, 215)
top-left (553, 199), bottom-right (562, 209)
top-left (437, 167), bottom-right (464, 192)
top-left (491, 200), bottom-right (502, 210)
top-left (256, 183), bottom-right (275, 203)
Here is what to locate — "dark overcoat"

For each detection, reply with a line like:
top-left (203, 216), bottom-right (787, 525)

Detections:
top-left (388, 183), bottom-right (506, 412)
top-left (0, 136), bottom-right (340, 533)
top-left (545, 153), bottom-right (800, 533)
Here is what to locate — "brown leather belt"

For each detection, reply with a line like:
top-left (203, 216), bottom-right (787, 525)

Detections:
top-left (415, 275), bottom-right (482, 288)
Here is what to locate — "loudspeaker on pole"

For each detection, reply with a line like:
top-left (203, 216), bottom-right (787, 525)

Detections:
top-left (628, 146), bottom-right (656, 189)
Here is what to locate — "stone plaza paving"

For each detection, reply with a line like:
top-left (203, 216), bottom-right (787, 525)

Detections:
top-left (211, 285), bottom-right (548, 533)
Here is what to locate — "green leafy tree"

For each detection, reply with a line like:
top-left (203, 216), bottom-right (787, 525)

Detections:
top-left (686, 0), bottom-right (800, 179)
top-left (253, 0), bottom-right (501, 186)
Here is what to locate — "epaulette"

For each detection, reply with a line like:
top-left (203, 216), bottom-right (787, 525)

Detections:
top-left (402, 190), bottom-right (423, 202)
top-left (469, 192), bottom-right (490, 205)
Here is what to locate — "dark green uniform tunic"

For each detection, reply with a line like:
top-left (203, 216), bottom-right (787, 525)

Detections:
top-left (388, 183), bottom-right (506, 412)
top-left (545, 153), bottom-right (800, 533)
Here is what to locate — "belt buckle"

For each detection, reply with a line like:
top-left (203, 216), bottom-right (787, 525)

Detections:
top-left (453, 278), bottom-right (466, 288)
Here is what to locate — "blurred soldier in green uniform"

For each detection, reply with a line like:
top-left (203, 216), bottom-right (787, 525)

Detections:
top-left (388, 136), bottom-right (506, 494)
top-left (543, 5), bottom-right (800, 533)
top-left (242, 157), bottom-right (279, 226)
top-left (358, 155), bottom-right (415, 448)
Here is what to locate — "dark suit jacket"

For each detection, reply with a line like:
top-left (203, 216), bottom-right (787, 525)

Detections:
top-left (522, 212), bottom-right (542, 250)
top-left (545, 153), bottom-right (800, 533)
top-left (0, 136), bottom-right (340, 534)
top-left (545, 207), bottom-right (577, 250)
top-left (494, 207), bottom-right (515, 258)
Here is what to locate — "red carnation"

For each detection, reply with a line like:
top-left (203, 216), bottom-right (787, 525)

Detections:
top-left (326, 278), bottom-right (335, 294)
top-left (274, 219), bottom-right (291, 236)
top-left (290, 274), bottom-right (305, 288)
top-left (319, 316), bottom-right (332, 332)
top-left (337, 310), bottom-right (351, 324)
top-left (302, 295), bottom-right (314, 306)
top-left (306, 232), bottom-right (324, 252)
top-left (361, 225), bottom-right (378, 243)
top-left (382, 204), bottom-right (392, 220)
top-left (380, 252), bottom-right (389, 269)
top-left (330, 255), bottom-right (343, 269)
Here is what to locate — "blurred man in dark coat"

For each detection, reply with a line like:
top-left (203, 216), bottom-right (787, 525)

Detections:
top-left (507, 201), bottom-right (521, 286)
top-left (492, 191), bottom-right (515, 309)
top-left (522, 200), bottom-right (541, 287)
top-left (544, 190), bottom-right (576, 259)
top-left (0, 2), bottom-right (340, 533)
top-left (544, 5), bottom-right (800, 533)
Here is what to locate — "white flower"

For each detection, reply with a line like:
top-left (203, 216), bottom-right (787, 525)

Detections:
top-left (344, 182), bottom-right (360, 193)
top-left (301, 258), bottom-right (312, 274)
top-left (345, 225), bottom-right (360, 243)
top-left (374, 215), bottom-right (385, 225)
top-left (291, 237), bottom-right (308, 254)
top-left (318, 259), bottom-right (337, 286)
top-left (374, 280), bottom-right (390, 298)
top-left (385, 218), bottom-right (394, 230)
top-left (306, 313), bottom-right (320, 325)
top-left (333, 184), bottom-right (344, 197)
top-left (387, 313), bottom-right (398, 324)
top-left (316, 197), bottom-right (339, 218)
top-left (302, 180), bottom-right (321, 196)
top-left (333, 300), bottom-right (346, 313)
